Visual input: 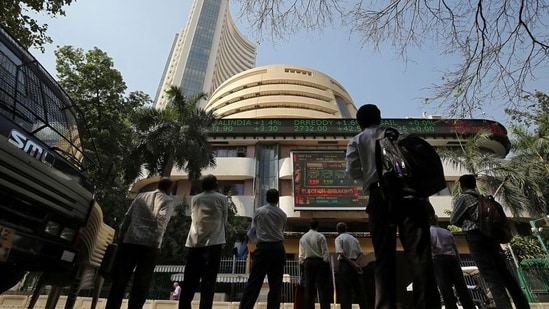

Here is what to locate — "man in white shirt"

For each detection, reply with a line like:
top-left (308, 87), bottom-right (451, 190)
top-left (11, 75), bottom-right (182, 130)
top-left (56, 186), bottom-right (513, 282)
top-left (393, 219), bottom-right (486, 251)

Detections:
top-left (179, 174), bottom-right (228, 309)
top-left (335, 222), bottom-right (367, 309)
top-left (106, 177), bottom-right (176, 309)
top-left (240, 188), bottom-right (287, 309)
top-left (299, 219), bottom-right (331, 309)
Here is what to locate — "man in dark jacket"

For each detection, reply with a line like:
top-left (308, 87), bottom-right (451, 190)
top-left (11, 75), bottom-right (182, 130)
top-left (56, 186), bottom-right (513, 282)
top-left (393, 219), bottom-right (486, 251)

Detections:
top-left (345, 104), bottom-right (440, 309)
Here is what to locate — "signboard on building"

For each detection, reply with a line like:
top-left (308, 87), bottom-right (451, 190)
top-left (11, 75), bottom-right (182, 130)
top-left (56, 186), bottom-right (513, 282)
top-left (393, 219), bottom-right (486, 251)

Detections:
top-left (292, 151), bottom-right (366, 210)
top-left (210, 118), bottom-right (508, 137)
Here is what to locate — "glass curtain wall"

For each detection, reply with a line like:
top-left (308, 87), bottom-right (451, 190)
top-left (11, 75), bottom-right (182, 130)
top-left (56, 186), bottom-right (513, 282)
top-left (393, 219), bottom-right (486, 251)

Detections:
top-left (180, 0), bottom-right (221, 96)
top-left (255, 144), bottom-right (279, 208)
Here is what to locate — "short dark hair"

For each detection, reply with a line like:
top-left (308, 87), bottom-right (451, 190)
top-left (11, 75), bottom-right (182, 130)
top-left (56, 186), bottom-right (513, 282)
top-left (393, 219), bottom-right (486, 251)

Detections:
top-left (309, 219), bottom-right (319, 230)
top-left (201, 174), bottom-right (218, 191)
top-left (356, 104), bottom-right (381, 128)
top-left (266, 188), bottom-right (279, 204)
top-left (459, 174), bottom-right (477, 190)
top-left (157, 177), bottom-right (175, 192)
top-left (336, 222), bottom-right (347, 233)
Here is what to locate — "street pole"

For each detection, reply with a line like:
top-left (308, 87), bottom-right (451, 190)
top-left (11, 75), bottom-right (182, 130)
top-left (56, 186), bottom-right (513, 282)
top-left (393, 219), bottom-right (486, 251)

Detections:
top-left (529, 219), bottom-right (549, 255)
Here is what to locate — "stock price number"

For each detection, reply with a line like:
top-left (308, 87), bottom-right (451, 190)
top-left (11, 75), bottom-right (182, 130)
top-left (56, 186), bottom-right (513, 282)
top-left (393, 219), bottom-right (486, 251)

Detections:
top-left (254, 125), bottom-right (279, 132)
top-left (294, 125), bottom-right (329, 132)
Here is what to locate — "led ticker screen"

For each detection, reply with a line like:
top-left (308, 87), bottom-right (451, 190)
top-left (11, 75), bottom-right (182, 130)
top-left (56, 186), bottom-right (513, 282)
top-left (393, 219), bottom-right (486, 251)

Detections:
top-left (210, 118), bottom-right (508, 137)
top-left (292, 151), bottom-right (367, 210)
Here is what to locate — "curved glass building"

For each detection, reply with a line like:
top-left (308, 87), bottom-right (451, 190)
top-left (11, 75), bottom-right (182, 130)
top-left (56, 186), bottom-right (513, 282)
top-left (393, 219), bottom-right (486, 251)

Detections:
top-left (154, 0), bottom-right (256, 109)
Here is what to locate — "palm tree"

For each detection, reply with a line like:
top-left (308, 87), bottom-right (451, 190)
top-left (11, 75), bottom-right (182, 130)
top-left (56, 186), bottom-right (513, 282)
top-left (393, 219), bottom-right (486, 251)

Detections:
top-left (505, 91), bottom-right (549, 217)
top-left (439, 130), bottom-right (545, 217)
top-left (131, 86), bottom-right (217, 180)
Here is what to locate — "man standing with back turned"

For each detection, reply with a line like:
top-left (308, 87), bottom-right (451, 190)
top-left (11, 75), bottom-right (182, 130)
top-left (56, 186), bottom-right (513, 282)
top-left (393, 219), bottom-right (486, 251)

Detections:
top-left (450, 174), bottom-right (530, 309)
top-left (240, 188), bottom-right (287, 309)
top-left (299, 219), bottom-right (331, 309)
top-left (430, 215), bottom-right (476, 309)
top-left (179, 174), bottom-right (228, 309)
top-left (106, 177), bottom-right (176, 309)
top-left (335, 222), bottom-right (367, 309)
top-left (345, 104), bottom-right (440, 309)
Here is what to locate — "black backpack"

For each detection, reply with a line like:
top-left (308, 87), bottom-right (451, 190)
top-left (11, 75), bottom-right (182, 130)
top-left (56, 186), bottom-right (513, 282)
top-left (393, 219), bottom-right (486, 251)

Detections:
top-left (375, 127), bottom-right (447, 198)
top-left (469, 193), bottom-right (513, 244)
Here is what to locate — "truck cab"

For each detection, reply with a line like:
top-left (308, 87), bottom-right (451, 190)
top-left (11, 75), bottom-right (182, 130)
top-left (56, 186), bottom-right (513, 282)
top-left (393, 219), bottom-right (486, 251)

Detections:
top-left (0, 27), bottom-right (96, 291)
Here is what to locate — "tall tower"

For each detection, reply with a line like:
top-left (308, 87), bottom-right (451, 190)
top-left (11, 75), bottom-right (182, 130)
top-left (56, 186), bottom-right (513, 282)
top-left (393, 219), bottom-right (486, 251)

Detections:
top-left (154, 0), bottom-right (256, 109)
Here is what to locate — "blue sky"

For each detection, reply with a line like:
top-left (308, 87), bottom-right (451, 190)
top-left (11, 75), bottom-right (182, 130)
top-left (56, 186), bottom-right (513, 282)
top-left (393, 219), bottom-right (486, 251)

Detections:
top-left (29, 0), bottom-right (546, 123)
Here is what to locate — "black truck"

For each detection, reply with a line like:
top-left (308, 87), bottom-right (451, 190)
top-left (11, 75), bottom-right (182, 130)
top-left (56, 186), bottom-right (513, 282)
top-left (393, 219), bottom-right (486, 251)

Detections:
top-left (0, 27), bottom-right (96, 292)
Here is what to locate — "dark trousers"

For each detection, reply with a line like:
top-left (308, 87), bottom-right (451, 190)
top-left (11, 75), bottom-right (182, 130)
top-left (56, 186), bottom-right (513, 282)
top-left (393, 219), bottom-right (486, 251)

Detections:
top-left (367, 187), bottom-right (440, 309)
top-left (178, 244), bottom-right (223, 309)
top-left (466, 230), bottom-right (530, 309)
top-left (239, 242), bottom-right (286, 309)
top-left (432, 255), bottom-right (476, 309)
top-left (303, 258), bottom-right (331, 309)
top-left (337, 260), bottom-right (367, 309)
top-left (105, 243), bottom-right (159, 309)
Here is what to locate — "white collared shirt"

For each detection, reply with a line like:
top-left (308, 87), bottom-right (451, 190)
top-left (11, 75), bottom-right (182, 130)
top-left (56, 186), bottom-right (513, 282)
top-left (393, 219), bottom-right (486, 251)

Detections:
top-left (335, 232), bottom-right (362, 260)
top-left (299, 229), bottom-right (329, 264)
top-left (185, 190), bottom-right (228, 247)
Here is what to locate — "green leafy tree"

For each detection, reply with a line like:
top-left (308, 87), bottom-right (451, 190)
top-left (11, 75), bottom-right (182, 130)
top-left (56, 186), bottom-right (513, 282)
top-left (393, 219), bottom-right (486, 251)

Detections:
top-left (440, 93), bottom-right (549, 229)
top-left (510, 234), bottom-right (549, 287)
top-left (438, 130), bottom-right (543, 217)
top-left (511, 235), bottom-right (547, 261)
top-left (160, 196), bottom-right (191, 264)
top-left (506, 91), bottom-right (549, 216)
top-left (131, 86), bottom-right (216, 179)
top-left (54, 46), bottom-right (150, 225)
top-left (223, 194), bottom-right (252, 257)
top-left (237, 0), bottom-right (549, 115)
top-left (132, 86), bottom-right (253, 263)
top-left (499, 92), bottom-right (549, 284)
top-left (0, 0), bottom-right (74, 51)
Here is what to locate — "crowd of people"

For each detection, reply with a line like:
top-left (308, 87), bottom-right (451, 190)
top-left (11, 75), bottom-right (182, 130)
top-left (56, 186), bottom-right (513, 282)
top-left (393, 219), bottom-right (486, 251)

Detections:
top-left (345, 104), bottom-right (529, 309)
top-left (102, 103), bottom-right (531, 309)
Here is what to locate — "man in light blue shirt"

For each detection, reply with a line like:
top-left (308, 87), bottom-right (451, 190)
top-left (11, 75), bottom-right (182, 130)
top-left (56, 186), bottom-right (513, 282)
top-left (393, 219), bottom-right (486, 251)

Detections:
top-left (240, 188), bottom-right (287, 309)
top-left (430, 215), bottom-right (475, 309)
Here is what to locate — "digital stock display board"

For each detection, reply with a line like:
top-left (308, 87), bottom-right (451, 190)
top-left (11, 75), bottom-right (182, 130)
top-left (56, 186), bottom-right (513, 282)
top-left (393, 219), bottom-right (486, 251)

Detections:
top-left (210, 118), bottom-right (508, 137)
top-left (292, 151), bottom-right (366, 210)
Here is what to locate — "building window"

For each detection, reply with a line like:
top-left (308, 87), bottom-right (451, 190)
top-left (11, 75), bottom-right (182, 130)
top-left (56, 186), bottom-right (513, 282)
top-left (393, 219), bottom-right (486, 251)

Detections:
top-left (189, 180), bottom-right (244, 196)
top-left (213, 146), bottom-right (247, 157)
top-left (219, 181), bottom-right (245, 195)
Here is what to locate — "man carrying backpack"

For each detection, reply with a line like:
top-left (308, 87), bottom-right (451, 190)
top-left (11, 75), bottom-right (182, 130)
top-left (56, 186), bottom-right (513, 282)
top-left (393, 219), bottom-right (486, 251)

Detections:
top-left (450, 174), bottom-right (530, 309)
top-left (345, 104), bottom-right (440, 309)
